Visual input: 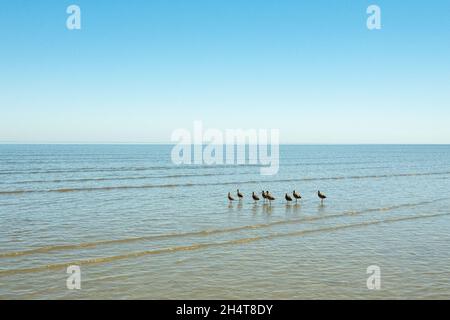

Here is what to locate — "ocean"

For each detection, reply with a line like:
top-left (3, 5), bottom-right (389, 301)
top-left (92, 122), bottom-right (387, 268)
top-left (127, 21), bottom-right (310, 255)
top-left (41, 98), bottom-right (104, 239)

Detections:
top-left (0, 144), bottom-right (449, 299)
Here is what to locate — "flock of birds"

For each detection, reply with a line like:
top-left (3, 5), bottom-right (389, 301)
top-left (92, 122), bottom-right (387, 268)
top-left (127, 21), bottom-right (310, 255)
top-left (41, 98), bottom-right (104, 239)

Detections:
top-left (227, 189), bottom-right (327, 205)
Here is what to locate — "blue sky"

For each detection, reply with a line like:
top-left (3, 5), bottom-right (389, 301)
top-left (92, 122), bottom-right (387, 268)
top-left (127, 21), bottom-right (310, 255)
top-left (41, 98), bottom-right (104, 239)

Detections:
top-left (0, 0), bottom-right (449, 143)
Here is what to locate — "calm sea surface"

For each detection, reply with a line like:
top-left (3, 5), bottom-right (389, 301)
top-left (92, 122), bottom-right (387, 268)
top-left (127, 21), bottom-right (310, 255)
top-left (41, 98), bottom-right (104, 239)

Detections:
top-left (0, 145), bottom-right (449, 299)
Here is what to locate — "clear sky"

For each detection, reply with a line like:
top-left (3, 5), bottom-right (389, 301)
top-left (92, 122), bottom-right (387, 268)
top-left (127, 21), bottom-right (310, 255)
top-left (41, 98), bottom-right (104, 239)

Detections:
top-left (0, 0), bottom-right (449, 144)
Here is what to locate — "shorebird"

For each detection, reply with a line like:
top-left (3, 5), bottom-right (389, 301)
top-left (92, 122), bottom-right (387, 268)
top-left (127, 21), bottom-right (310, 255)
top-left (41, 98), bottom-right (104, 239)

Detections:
top-left (228, 192), bottom-right (235, 202)
top-left (237, 189), bottom-right (244, 200)
top-left (252, 192), bottom-right (260, 203)
top-left (261, 190), bottom-right (267, 202)
top-left (285, 193), bottom-right (293, 204)
top-left (293, 190), bottom-right (302, 203)
top-left (266, 191), bottom-right (275, 205)
top-left (318, 190), bottom-right (327, 203)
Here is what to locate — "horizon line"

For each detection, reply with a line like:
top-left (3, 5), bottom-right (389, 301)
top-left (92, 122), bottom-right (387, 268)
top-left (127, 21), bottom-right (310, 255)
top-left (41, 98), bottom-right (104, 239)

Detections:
top-left (0, 142), bottom-right (449, 146)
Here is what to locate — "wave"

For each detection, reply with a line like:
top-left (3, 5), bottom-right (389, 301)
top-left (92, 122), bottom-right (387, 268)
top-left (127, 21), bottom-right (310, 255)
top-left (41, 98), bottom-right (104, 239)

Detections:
top-left (0, 166), bottom-right (392, 186)
top-left (0, 160), bottom-right (407, 176)
top-left (1, 197), bottom-right (447, 259)
top-left (0, 164), bottom-right (262, 176)
top-left (0, 212), bottom-right (448, 277)
top-left (1, 171), bottom-right (450, 195)
top-left (0, 173), bottom-right (227, 185)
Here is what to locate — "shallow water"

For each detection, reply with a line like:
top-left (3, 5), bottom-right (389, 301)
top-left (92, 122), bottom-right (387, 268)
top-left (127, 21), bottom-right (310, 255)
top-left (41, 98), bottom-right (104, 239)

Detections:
top-left (0, 144), bottom-right (449, 299)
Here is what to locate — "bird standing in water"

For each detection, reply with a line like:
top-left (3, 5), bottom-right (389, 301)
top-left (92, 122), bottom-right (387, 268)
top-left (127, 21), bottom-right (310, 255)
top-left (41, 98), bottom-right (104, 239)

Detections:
top-left (261, 190), bottom-right (267, 202)
top-left (237, 189), bottom-right (244, 200)
top-left (228, 192), bottom-right (235, 202)
top-left (252, 192), bottom-right (260, 203)
top-left (318, 190), bottom-right (327, 204)
top-left (285, 193), bottom-right (293, 204)
top-left (293, 190), bottom-right (302, 203)
top-left (266, 191), bottom-right (275, 205)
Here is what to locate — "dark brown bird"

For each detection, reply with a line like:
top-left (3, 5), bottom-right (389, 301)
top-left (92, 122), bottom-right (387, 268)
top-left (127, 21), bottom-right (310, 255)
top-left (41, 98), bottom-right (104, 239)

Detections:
top-left (318, 190), bottom-right (327, 203)
top-left (266, 191), bottom-right (275, 204)
top-left (261, 190), bottom-right (267, 202)
top-left (252, 192), bottom-right (260, 202)
top-left (228, 192), bottom-right (235, 202)
top-left (285, 193), bottom-right (293, 203)
top-left (237, 189), bottom-right (244, 199)
top-left (293, 190), bottom-right (302, 202)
